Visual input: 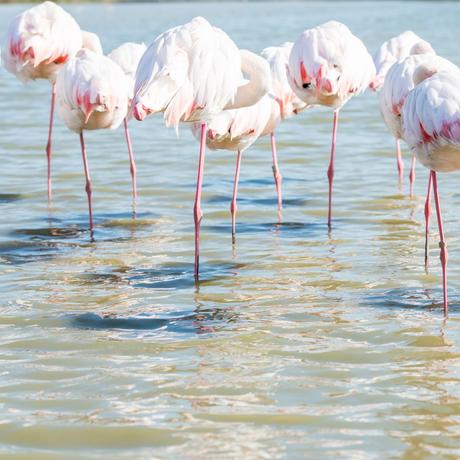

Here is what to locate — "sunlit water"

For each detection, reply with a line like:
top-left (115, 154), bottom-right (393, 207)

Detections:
top-left (1, 1), bottom-right (460, 458)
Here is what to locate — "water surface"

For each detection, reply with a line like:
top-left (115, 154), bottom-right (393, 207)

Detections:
top-left (1, 2), bottom-right (460, 458)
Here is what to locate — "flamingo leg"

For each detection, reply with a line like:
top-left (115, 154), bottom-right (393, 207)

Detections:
top-left (327, 109), bottom-right (339, 229)
top-left (431, 170), bottom-right (448, 315)
top-left (231, 149), bottom-right (242, 245)
top-left (424, 172), bottom-right (432, 271)
top-left (123, 118), bottom-right (137, 207)
top-left (79, 132), bottom-right (94, 235)
top-left (194, 122), bottom-right (207, 281)
top-left (46, 82), bottom-right (56, 204)
top-left (270, 131), bottom-right (283, 216)
top-left (409, 153), bottom-right (416, 198)
top-left (396, 138), bottom-right (404, 183)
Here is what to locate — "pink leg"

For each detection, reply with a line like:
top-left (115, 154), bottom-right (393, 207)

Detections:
top-left (194, 122), bottom-right (207, 281)
top-left (396, 138), bottom-right (404, 183)
top-left (123, 118), bottom-right (137, 205)
top-left (431, 170), bottom-right (448, 315)
top-left (270, 131), bottom-right (283, 215)
top-left (327, 110), bottom-right (339, 229)
top-left (79, 132), bottom-right (94, 234)
top-left (46, 82), bottom-right (56, 203)
top-left (424, 172), bottom-right (432, 271)
top-left (231, 149), bottom-right (242, 245)
top-left (409, 153), bottom-right (416, 198)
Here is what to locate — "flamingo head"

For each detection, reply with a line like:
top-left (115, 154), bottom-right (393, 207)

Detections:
top-left (369, 75), bottom-right (384, 91)
top-left (133, 103), bottom-right (150, 121)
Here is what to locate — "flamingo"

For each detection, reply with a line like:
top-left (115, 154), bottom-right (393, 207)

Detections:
top-left (108, 42), bottom-right (147, 206)
top-left (3, 1), bottom-right (82, 202)
top-left (374, 34), bottom-right (436, 185)
top-left (371, 30), bottom-right (434, 92)
top-left (403, 65), bottom-right (460, 315)
top-left (287, 21), bottom-right (375, 229)
top-left (55, 49), bottom-right (130, 236)
top-left (131, 17), bottom-right (270, 279)
top-left (260, 42), bottom-right (309, 215)
top-left (190, 95), bottom-right (273, 244)
top-left (81, 30), bottom-right (103, 56)
top-left (379, 52), bottom-right (456, 197)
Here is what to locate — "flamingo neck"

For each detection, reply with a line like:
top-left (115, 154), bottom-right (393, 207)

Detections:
top-left (225, 50), bottom-right (271, 110)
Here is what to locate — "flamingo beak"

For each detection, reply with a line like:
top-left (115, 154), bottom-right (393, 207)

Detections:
top-left (84, 109), bottom-right (93, 124)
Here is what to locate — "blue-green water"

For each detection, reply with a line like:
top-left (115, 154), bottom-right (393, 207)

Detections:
top-left (1, 2), bottom-right (460, 458)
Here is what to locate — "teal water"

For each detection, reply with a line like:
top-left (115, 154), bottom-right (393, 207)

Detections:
top-left (1, 2), bottom-right (460, 458)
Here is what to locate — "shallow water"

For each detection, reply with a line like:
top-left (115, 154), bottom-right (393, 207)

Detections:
top-left (1, 1), bottom-right (460, 458)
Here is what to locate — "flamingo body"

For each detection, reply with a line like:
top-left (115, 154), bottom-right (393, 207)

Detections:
top-left (371, 30), bottom-right (434, 91)
top-left (3, 1), bottom-right (82, 83)
top-left (56, 49), bottom-right (129, 133)
top-left (132, 17), bottom-right (264, 127)
top-left (380, 54), bottom-right (457, 142)
top-left (108, 42), bottom-right (147, 98)
top-left (191, 94), bottom-right (273, 152)
top-left (261, 42), bottom-right (308, 124)
top-left (404, 71), bottom-right (460, 172)
top-left (288, 21), bottom-right (375, 110)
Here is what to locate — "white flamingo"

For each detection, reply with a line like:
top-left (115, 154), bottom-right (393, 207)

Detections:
top-left (261, 42), bottom-right (309, 214)
top-left (403, 65), bottom-right (460, 314)
top-left (371, 30), bottom-right (434, 91)
top-left (288, 21), bottom-right (375, 229)
top-left (379, 51), bottom-right (455, 196)
top-left (190, 95), bottom-right (273, 244)
top-left (56, 49), bottom-right (130, 235)
top-left (108, 42), bottom-right (147, 204)
top-left (3, 1), bottom-right (82, 202)
top-left (131, 17), bottom-right (270, 279)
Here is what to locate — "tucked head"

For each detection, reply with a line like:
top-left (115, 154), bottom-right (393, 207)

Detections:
top-left (410, 40), bottom-right (435, 56)
top-left (413, 62), bottom-right (439, 86)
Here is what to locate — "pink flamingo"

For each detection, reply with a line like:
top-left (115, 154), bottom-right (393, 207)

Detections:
top-left (288, 21), bottom-right (375, 229)
top-left (3, 1), bottom-right (82, 202)
top-left (403, 64), bottom-right (460, 314)
top-left (371, 31), bottom-right (434, 92)
top-left (131, 17), bottom-right (270, 280)
top-left (261, 42), bottom-right (309, 215)
top-left (379, 52), bottom-right (455, 197)
top-left (55, 49), bottom-right (130, 235)
top-left (190, 95), bottom-right (273, 244)
top-left (108, 42), bottom-right (147, 206)
top-left (374, 34), bottom-right (435, 186)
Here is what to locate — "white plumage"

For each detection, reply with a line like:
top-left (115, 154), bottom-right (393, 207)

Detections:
top-left (288, 21), bottom-right (375, 109)
top-left (56, 49), bottom-right (129, 133)
top-left (3, 1), bottom-right (82, 83)
top-left (403, 70), bottom-right (460, 172)
top-left (132, 17), bottom-right (270, 128)
top-left (261, 42), bottom-right (307, 122)
top-left (190, 94), bottom-right (273, 153)
top-left (380, 54), bottom-right (457, 141)
top-left (133, 17), bottom-right (243, 126)
top-left (371, 30), bottom-right (434, 91)
top-left (108, 42), bottom-right (147, 97)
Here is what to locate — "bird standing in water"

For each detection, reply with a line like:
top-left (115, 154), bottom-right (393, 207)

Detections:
top-left (108, 42), bottom-right (147, 208)
top-left (261, 42), bottom-right (309, 215)
top-left (288, 21), bottom-right (375, 229)
top-left (132, 17), bottom-right (270, 280)
top-left (56, 49), bottom-right (130, 236)
top-left (403, 64), bottom-right (460, 314)
top-left (3, 1), bottom-right (82, 203)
